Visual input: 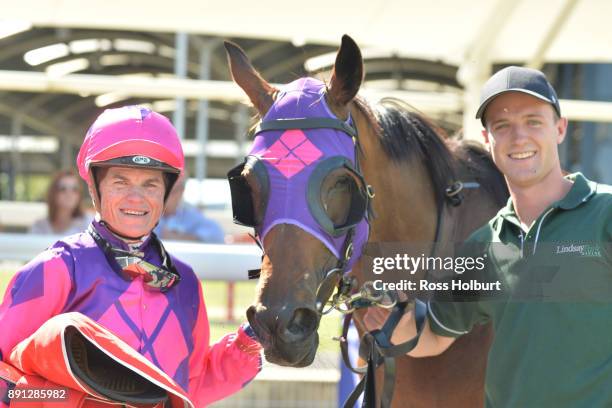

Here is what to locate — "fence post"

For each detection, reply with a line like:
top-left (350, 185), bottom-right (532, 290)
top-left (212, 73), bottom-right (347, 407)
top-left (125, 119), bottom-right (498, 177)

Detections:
top-left (227, 282), bottom-right (235, 322)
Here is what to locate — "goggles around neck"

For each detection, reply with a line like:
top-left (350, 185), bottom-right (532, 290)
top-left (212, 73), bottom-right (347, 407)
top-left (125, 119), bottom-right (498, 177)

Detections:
top-left (88, 223), bottom-right (181, 292)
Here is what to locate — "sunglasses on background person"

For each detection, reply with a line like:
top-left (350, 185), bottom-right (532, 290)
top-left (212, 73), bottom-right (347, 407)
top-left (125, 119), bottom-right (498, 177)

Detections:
top-left (57, 183), bottom-right (80, 193)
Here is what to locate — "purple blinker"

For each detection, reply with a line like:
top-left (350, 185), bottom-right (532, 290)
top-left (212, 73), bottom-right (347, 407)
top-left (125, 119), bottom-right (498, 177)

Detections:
top-left (246, 77), bottom-right (369, 271)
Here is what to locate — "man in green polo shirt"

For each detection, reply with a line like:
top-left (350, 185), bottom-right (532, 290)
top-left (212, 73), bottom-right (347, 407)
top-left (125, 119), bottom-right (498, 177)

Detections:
top-left (363, 66), bottom-right (612, 407)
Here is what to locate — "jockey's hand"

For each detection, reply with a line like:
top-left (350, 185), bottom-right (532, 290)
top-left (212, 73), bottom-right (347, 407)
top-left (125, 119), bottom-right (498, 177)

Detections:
top-left (363, 304), bottom-right (417, 346)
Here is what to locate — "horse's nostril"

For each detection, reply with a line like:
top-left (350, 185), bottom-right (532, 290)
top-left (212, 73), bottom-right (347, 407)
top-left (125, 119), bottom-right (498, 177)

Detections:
top-left (285, 308), bottom-right (318, 340)
top-left (246, 305), bottom-right (270, 343)
top-left (246, 305), bottom-right (256, 323)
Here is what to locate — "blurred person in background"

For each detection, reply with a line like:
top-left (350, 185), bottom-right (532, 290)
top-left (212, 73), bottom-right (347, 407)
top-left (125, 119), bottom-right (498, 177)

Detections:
top-left (0, 106), bottom-right (261, 407)
top-left (29, 169), bottom-right (92, 235)
top-left (155, 170), bottom-right (225, 243)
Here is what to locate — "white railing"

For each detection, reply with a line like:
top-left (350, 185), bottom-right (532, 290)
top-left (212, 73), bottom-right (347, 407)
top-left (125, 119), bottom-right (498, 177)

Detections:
top-left (0, 233), bottom-right (260, 281)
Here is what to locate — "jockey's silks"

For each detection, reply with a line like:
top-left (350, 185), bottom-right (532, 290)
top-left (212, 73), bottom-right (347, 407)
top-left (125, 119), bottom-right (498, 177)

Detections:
top-left (0, 221), bottom-right (261, 407)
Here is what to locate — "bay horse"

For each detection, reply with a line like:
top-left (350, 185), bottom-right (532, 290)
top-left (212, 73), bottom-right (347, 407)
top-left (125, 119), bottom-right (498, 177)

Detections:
top-left (225, 35), bottom-right (508, 407)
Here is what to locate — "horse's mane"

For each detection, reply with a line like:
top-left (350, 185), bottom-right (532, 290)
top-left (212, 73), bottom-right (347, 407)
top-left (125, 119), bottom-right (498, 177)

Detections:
top-left (353, 97), bottom-right (508, 209)
top-left (451, 140), bottom-right (509, 208)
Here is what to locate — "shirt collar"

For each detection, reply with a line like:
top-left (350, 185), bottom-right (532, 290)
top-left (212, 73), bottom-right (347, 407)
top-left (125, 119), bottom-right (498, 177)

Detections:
top-left (555, 172), bottom-right (596, 210)
top-left (496, 172), bottom-right (596, 227)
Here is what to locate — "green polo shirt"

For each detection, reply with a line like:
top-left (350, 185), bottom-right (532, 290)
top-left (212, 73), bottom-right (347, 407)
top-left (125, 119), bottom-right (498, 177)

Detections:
top-left (428, 173), bottom-right (612, 408)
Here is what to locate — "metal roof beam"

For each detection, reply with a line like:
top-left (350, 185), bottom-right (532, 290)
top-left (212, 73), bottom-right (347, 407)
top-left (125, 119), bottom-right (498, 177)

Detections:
top-left (459, 0), bottom-right (523, 139)
top-left (0, 69), bottom-right (248, 101)
top-left (526, 0), bottom-right (579, 70)
top-left (0, 102), bottom-right (61, 134)
top-left (1, 70), bottom-right (611, 123)
top-left (0, 69), bottom-right (465, 113)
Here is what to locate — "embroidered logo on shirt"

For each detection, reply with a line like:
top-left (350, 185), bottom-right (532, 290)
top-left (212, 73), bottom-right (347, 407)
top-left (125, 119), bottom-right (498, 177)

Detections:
top-left (555, 244), bottom-right (601, 257)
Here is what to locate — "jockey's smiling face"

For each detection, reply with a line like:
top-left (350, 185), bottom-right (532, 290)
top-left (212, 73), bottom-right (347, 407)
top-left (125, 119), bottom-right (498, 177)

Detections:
top-left (97, 167), bottom-right (166, 238)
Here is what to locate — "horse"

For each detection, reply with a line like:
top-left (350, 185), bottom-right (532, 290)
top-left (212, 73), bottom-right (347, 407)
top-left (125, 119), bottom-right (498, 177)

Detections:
top-left (224, 35), bottom-right (508, 407)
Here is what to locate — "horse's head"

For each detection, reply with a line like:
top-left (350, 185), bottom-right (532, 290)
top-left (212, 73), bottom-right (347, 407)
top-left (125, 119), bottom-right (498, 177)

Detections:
top-left (225, 36), bottom-right (369, 366)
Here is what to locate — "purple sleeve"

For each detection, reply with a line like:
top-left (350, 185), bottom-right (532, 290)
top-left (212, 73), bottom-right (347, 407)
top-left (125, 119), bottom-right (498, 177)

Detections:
top-left (0, 246), bottom-right (73, 361)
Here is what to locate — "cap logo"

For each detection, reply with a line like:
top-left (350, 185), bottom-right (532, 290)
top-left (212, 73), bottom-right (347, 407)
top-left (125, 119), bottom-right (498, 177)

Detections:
top-left (132, 156), bottom-right (151, 165)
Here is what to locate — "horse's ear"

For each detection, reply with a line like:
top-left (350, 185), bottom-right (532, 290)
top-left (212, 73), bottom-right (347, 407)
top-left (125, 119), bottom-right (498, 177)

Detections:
top-left (327, 35), bottom-right (364, 107)
top-left (224, 41), bottom-right (276, 116)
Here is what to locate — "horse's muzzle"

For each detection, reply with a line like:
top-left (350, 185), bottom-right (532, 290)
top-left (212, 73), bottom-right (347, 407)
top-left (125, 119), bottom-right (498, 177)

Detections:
top-left (247, 304), bottom-right (320, 367)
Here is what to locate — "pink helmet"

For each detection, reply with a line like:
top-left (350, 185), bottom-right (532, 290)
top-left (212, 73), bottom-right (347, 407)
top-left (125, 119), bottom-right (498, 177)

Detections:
top-left (77, 106), bottom-right (184, 184)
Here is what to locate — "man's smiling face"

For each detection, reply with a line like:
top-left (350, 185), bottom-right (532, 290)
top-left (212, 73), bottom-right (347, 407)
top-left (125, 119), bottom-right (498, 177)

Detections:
top-left (97, 166), bottom-right (166, 238)
top-left (482, 91), bottom-right (568, 189)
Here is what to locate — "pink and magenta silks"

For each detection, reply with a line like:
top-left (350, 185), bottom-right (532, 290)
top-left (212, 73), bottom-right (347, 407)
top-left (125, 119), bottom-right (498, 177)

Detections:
top-left (0, 106), bottom-right (262, 407)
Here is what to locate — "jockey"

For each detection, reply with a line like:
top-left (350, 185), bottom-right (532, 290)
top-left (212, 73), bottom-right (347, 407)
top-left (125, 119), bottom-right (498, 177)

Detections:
top-left (0, 106), bottom-right (261, 407)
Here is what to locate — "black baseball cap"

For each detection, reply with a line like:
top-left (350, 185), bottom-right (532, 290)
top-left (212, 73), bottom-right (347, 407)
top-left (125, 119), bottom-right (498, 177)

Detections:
top-left (476, 66), bottom-right (561, 126)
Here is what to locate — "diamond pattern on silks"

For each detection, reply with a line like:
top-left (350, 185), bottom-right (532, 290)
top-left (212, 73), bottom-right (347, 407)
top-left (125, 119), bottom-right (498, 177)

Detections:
top-left (97, 280), bottom-right (188, 379)
top-left (9, 261), bottom-right (45, 307)
top-left (263, 129), bottom-right (323, 178)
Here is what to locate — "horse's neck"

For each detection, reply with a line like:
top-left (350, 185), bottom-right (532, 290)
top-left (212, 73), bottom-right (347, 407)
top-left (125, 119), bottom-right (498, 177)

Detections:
top-left (365, 160), bottom-right (438, 243)
top-left (362, 148), bottom-right (502, 244)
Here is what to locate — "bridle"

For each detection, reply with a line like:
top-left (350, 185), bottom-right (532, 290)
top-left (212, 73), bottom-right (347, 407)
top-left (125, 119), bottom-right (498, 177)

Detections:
top-left (244, 115), bottom-right (373, 316)
top-left (238, 104), bottom-right (480, 408)
top-left (240, 113), bottom-right (420, 408)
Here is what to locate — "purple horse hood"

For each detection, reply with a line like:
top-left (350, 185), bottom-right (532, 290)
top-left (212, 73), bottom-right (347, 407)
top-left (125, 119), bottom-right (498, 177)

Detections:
top-left (246, 78), bottom-right (369, 271)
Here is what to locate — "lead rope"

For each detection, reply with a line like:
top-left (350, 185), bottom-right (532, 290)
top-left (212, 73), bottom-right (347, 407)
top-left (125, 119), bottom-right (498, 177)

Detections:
top-left (341, 298), bottom-right (428, 408)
